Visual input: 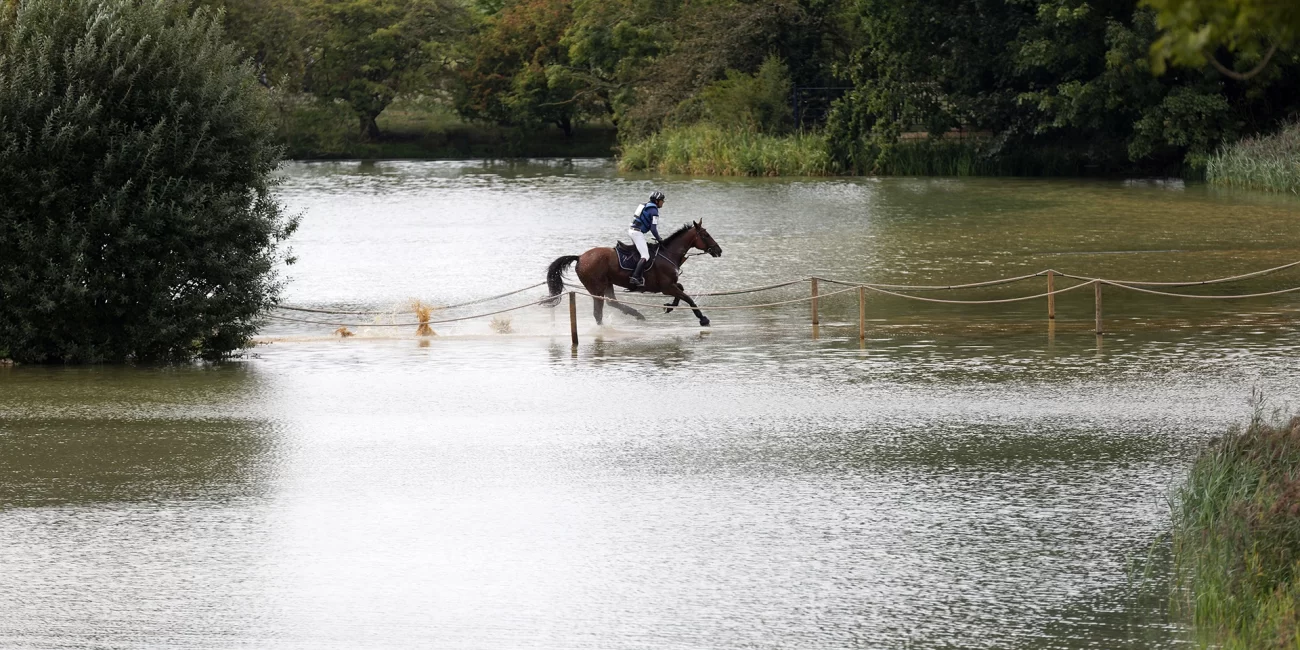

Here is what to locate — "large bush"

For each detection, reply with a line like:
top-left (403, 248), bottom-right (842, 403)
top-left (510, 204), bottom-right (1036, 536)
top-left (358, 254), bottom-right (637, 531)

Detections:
top-left (667, 55), bottom-right (795, 135)
top-left (0, 0), bottom-right (298, 363)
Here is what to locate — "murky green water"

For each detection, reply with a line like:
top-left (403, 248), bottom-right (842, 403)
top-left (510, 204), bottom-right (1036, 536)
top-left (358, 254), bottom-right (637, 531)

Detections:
top-left (4, 160), bottom-right (1300, 648)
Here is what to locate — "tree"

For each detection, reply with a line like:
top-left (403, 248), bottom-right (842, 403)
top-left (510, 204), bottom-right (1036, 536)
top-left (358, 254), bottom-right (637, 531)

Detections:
top-left (674, 55), bottom-right (795, 134)
top-left (455, 0), bottom-right (594, 135)
top-left (0, 0), bottom-right (298, 363)
top-left (194, 0), bottom-right (312, 88)
top-left (619, 0), bottom-right (812, 138)
top-left (1143, 0), bottom-right (1300, 78)
top-left (560, 0), bottom-right (667, 126)
top-left (824, 0), bottom-right (1300, 172)
top-left (824, 0), bottom-right (1034, 169)
top-left (307, 0), bottom-right (468, 139)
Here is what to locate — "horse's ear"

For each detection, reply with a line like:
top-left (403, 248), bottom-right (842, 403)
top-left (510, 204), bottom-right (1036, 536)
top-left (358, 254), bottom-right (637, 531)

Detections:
top-left (695, 219), bottom-right (702, 227)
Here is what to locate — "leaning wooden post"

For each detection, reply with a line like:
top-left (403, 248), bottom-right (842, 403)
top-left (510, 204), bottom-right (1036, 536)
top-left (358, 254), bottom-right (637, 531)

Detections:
top-left (1046, 270), bottom-right (1056, 320)
top-left (1093, 281), bottom-right (1103, 334)
top-left (858, 286), bottom-right (866, 341)
top-left (569, 291), bottom-right (579, 346)
top-left (810, 277), bottom-right (820, 326)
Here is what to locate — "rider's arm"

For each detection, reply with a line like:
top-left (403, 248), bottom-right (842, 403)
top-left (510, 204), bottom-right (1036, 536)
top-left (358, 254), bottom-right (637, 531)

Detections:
top-left (646, 205), bottom-right (662, 241)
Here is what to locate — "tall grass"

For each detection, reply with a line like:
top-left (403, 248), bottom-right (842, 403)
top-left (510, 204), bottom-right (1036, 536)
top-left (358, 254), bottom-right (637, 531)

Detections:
top-left (1206, 122), bottom-right (1300, 194)
top-left (619, 124), bottom-right (1105, 177)
top-left (1172, 399), bottom-right (1300, 648)
top-left (618, 124), bottom-right (835, 176)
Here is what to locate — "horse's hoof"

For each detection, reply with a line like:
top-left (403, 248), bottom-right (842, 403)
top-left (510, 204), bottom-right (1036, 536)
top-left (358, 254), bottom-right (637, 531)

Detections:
top-left (699, 317), bottom-right (710, 327)
top-left (636, 314), bottom-right (646, 322)
top-left (664, 303), bottom-right (674, 314)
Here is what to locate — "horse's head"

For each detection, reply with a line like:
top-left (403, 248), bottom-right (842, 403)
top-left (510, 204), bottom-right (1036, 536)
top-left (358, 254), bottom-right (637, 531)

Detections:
top-left (692, 219), bottom-right (722, 257)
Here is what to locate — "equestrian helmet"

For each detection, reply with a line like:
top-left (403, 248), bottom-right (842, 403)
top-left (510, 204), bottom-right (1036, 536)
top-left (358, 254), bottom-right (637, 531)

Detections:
top-left (649, 190), bottom-right (666, 202)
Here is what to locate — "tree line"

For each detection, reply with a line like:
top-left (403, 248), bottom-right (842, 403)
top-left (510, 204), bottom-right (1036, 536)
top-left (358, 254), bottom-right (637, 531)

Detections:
top-left (203, 0), bottom-right (1299, 172)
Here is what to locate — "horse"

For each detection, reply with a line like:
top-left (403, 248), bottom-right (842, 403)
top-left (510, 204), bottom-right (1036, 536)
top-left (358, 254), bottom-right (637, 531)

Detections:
top-left (545, 221), bottom-right (722, 326)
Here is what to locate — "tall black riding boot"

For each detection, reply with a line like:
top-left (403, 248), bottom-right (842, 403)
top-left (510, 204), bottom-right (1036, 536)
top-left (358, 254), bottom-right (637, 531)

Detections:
top-left (629, 258), bottom-right (649, 287)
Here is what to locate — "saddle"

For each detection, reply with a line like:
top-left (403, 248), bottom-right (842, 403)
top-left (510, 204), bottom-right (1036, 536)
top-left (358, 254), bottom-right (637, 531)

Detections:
top-left (614, 240), bottom-right (658, 272)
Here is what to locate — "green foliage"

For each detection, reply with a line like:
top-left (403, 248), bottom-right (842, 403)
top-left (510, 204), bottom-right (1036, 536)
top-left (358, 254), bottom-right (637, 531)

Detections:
top-left (1173, 405), bottom-right (1300, 648)
top-left (824, 0), bottom-right (1033, 172)
top-left (1142, 0), bottom-right (1300, 76)
top-left (617, 0), bottom-right (818, 138)
top-left (561, 0), bottom-right (665, 125)
top-left (618, 124), bottom-right (1106, 177)
top-left (1207, 122), bottom-right (1300, 194)
top-left (455, 0), bottom-right (593, 135)
top-left (0, 0), bottom-right (297, 363)
top-left (675, 55), bottom-right (794, 135)
top-left (270, 91), bottom-right (367, 157)
top-left (826, 0), bottom-right (1299, 174)
top-left (618, 124), bottom-right (833, 176)
top-left (1128, 85), bottom-right (1232, 163)
top-left (274, 91), bottom-right (616, 157)
top-left (307, 0), bottom-right (469, 139)
top-left (194, 0), bottom-right (311, 87)
top-left (180, 0), bottom-right (1300, 174)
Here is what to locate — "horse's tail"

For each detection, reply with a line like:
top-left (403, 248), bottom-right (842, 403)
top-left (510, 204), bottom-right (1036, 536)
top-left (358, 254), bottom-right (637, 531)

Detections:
top-left (544, 255), bottom-right (580, 306)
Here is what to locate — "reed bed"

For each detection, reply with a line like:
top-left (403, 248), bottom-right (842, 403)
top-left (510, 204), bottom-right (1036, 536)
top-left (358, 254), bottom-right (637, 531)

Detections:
top-left (618, 124), bottom-right (835, 176)
top-left (619, 125), bottom-right (1098, 177)
top-left (1207, 123), bottom-right (1300, 194)
top-left (1172, 401), bottom-right (1300, 648)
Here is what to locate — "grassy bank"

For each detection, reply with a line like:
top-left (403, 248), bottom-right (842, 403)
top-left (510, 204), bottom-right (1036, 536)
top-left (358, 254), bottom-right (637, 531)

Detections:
top-left (273, 94), bottom-right (617, 160)
top-left (1172, 405), bottom-right (1300, 648)
top-left (616, 122), bottom-right (832, 175)
top-left (1207, 123), bottom-right (1300, 194)
top-left (618, 124), bottom-right (1133, 177)
top-left (618, 124), bottom-right (834, 176)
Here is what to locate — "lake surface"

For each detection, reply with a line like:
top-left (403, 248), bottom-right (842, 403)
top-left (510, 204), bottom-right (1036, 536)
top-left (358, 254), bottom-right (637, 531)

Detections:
top-left (4, 159), bottom-right (1300, 649)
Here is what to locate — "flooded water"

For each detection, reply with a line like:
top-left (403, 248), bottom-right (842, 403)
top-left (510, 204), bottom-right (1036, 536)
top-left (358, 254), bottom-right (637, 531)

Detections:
top-left (5, 159), bottom-right (1300, 649)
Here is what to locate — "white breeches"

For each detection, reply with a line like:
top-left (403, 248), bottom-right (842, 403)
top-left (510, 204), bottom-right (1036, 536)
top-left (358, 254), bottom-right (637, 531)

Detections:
top-left (628, 229), bottom-right (649, 260)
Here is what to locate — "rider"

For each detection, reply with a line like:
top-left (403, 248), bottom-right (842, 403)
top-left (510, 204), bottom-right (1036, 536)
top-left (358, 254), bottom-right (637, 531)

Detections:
top-left (628, 190), bottom-right (665, 287)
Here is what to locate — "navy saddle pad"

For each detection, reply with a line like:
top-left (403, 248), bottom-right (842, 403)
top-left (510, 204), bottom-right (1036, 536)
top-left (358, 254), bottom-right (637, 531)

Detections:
top-left (614, 241), bottom-right (658, 272)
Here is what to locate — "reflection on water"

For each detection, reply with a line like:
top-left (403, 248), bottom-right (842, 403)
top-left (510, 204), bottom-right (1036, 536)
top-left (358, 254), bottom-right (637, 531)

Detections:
top-left (3, 161), bottom-right (1300, 648)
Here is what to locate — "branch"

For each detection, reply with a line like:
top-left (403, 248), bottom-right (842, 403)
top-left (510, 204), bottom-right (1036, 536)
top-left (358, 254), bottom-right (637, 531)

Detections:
top-left (1209, 44), bottom-right (1278, 81)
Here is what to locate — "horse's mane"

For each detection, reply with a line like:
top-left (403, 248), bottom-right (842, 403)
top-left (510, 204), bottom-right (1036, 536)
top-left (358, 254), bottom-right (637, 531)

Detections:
top-left (661, 223), bottom-right (695, 245)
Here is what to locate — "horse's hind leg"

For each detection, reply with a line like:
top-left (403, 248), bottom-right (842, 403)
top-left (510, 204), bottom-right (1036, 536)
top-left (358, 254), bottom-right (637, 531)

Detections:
top-left (576, 270), bottom-right (607, 325)
top-left (605, 287), bottom-right (646, 321)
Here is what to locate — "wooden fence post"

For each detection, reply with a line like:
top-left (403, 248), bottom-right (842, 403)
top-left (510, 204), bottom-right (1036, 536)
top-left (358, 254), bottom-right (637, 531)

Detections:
top-left (569, 291), bottom-right (578, 346)
top-left (811, 277), bottom-right (820, 326)
top-left (858, 286), bottom-right (866, 341)
top-left (1094, 281), bottom-right (1103, 334)
top-left (1047, 270), bottom-right (1055, 320)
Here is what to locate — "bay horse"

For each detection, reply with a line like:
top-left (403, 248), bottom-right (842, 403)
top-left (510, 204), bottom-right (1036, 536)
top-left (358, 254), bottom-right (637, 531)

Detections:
top-left (545, 221), bottom-right (722, 326)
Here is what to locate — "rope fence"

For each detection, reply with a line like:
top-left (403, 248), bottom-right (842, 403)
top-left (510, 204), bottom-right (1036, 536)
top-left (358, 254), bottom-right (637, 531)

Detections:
top-left (268, 259), bottom-right (1300, 343)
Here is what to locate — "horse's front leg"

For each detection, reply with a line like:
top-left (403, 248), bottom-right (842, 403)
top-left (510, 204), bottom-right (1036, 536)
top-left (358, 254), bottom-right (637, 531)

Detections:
top-left (663, 284), bottom-right (708, 327)
top-left (664, 283), bottom-right (684, 313)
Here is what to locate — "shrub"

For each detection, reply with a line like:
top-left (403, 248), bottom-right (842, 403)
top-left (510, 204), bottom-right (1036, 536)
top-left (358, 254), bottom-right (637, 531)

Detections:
top-left (686, 55), bottom-right (794, 135)
top-left (0, 0), bottom-right (298, 363)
